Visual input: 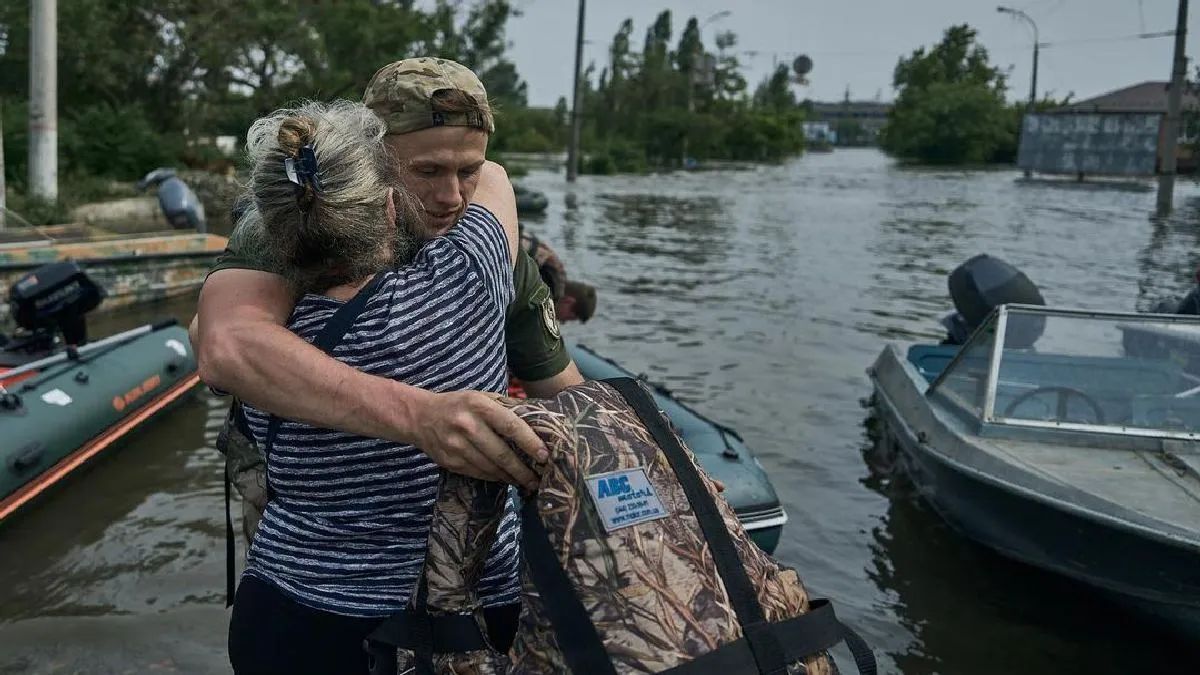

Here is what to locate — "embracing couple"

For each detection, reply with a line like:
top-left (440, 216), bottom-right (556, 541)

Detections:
top-left (191, 58), bottom-right (583, 674)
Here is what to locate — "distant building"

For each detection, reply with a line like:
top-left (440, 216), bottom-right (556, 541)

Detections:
top-left (802, 121), bottom-right (836, 145)
top-left (1040, 80), bottom-right (1200, 174)
top-left (806, 100), bottom-right (891, 145)
top-left (1051, 80), bottom-right (1200, 116)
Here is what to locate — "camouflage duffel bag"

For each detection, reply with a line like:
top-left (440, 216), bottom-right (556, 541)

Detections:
top-left (365, 377), bottom-right (876, 675)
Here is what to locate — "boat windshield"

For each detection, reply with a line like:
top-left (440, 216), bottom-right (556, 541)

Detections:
top-left (930, 305), bottom-right (1200, 439)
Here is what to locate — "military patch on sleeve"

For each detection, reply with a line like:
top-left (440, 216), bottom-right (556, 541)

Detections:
top-left (540, 293), bottom-right (561, 339)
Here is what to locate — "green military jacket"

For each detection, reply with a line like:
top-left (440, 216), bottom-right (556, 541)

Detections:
top-left (208, 209), bottom-right (570, 381)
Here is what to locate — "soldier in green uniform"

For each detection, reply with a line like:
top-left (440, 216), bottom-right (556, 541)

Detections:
top-left (192, 57), bottom-right (584, 542)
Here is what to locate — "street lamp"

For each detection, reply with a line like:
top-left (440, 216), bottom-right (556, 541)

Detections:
top-left (998, 6), bottom-right (1039, 177)
top-left (702, 10), bottom-right (731, 29)
top-left (690, 11), bottom-right (731, 104)
top-left (682, 11), bottom-right (731, 165)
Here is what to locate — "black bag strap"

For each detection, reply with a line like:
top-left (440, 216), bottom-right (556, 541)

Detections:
top-left (223, 398), bottom-right (253, 607)
top-left (364, 610), bottom-right (491, 675)
top-left (520, 497), bottom-right (620, 675)
top-left (263, 271), bottom-right (387, 474)
top-left (366, 612), bottom-right (490, 653)
top-left (661, 600), bottom-right (876, 675)
top-left (606, 377), bottom-right (788, 673)
top-left (224, 435), bottom-right (235, 607)
top-left (229, 272), bottom-right (386, 606)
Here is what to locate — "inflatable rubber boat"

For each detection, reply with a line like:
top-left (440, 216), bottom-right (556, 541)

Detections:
top-left (0, 262), bottom-right (199, 523)
top-left (566, 342), bottom-right (788, 554)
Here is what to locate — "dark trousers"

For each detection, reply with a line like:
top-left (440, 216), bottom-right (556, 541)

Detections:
top-left (229, 576), bottom-right (520, 675)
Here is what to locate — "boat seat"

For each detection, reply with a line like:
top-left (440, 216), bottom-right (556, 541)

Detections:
top-left (1130, 395), bottom-right (1200, 432)
top-left (907, 345), bottom-right (966, 383)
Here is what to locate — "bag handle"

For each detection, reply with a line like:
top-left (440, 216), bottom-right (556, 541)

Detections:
top-left (605, 377), bottom-right (789, 673)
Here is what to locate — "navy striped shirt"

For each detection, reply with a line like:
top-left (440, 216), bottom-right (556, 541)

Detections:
top-left (241, 204), bottom-right (519, 617)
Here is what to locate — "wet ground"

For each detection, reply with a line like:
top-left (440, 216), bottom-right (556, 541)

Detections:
top-left (3, 149), bottom-right (1199, 673)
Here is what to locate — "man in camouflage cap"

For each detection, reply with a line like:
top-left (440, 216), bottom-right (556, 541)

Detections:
top-left (364, 57), bottom-right (496, 135)
top-left (192, 58), bottom-right (584, 639)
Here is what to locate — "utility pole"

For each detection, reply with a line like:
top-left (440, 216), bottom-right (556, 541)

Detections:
top-left (0, 98), bottom-right (6, 230)
top-left (998, 6), bottom-right (1039, 179)
top-left (682, 11), bottom-right (731, 167)
top-left (29, 0), bottom-right (57, 202)
top-left (1157, 0), bottom-right (1189, 217)
top-left (566, 0), bottom-right (586, 182)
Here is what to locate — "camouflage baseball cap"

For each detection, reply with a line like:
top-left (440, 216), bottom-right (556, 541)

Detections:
top-left (363, 57), bottom-right (495, 135)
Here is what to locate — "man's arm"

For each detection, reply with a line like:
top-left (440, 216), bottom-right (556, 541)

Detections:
top-left (476, 160), bottom-right (585, 397)
top-left (193, 237), bottom-right (545, 488)
top-left (521, 362), bottom-right (584, 398)
top-left (506, 249), bottom-right (585, 396)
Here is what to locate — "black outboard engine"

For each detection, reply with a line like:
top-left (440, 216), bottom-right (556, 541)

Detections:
top-left (3, 262), bottom-right (106, 358)
top-left (942, 254), bottom-right (1046, 347)
top-left (137, 167), bottom-right (207, 232)
top-left (1151, 267), bottom-right (1200, 315)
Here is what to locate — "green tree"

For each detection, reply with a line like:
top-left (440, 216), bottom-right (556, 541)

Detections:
top-left (580, 12), bottom-right (805, 172)
top-left (880, 24), bottom-right (1012, 164)
top-left (712, 30), bottom-right (747, 102)
top-left (753, 64), bottom-right (797, 112)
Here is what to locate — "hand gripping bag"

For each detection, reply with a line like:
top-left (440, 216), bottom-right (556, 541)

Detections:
top-left (365, 378), bottom-right (876, 675)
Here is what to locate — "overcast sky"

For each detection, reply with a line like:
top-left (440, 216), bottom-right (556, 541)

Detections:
top-left (504, 0), bottom-right (1199, 107)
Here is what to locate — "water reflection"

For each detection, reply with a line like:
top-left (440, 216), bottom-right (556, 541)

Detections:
top-left (594, 192), bottom-right (729, 268)
top-left (1134, 196), bottom-right (1200, 311)
top-left (0, 392), bottom-right (224, 620)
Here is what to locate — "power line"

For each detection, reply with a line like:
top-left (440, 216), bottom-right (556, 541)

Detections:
top-left (739, 29), bottom-right (1178, 61)
top-left (1040, 29), bottom-right (1176, 48)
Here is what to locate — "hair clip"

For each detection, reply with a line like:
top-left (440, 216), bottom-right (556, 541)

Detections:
top-left (284, 144), bottom-right (323, 206)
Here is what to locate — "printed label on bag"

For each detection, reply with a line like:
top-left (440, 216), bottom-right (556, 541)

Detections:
top-left (585, 467), bottom-right (668, 532)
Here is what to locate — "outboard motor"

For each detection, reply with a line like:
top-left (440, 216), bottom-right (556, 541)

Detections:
top-left (1153, 266), bottom-right (1200, 315)
top-left (942, 254), bottom-right (1046, 347)
top-left (3, 262), bottom-right (106, 358)
top-left (137, 167), bottom-right (208, 233)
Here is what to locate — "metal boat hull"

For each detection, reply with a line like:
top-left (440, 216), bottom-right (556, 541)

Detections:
top-left (870, 345), bottom-right (1200, 637)
top-left (0, 233), bottom-right (227, 324)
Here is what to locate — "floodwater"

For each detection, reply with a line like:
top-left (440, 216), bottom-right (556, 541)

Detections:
top-left (3, 148), bottom-right (1200, 673)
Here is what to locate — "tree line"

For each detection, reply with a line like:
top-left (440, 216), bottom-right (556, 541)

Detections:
top-left (574, 10), bottom-right (805, 174)
top-left (0, 0), bottom-right (815, 216)
top-left (0, 0), bottom-right (531, 201)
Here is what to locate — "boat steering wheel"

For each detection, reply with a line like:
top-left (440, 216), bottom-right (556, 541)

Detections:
top-left (1002, 386), bottom-right (1106, 425)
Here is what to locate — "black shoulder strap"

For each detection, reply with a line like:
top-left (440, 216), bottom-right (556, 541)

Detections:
top-left (224, 418), bottom-right (235, 607)
top-left (263, 272), bottom-right (387, 468)
top-left (520, 497), bottom-right (619, 675)
top-left (660, 600), bottom-right (877, 675)
top-left (605, 377), bottom-right (787, 674)
top-left (229, 272), bottom-right (387, 606)
top-left (223, 398), bottom-right (253, 607)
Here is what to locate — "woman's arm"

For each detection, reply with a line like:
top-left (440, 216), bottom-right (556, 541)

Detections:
top-left (472, 161), bottom-right (520, 264)
top-left (193, 268), bottom-right (545, 488)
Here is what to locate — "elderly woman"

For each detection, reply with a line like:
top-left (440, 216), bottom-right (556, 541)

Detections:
top-left (226, 100), bottom-right (532, 674)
